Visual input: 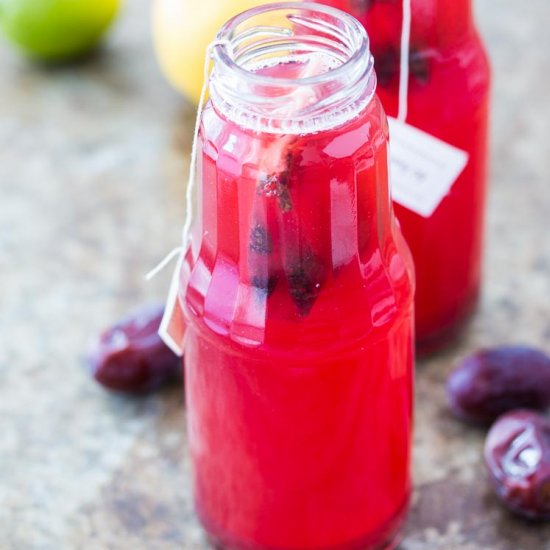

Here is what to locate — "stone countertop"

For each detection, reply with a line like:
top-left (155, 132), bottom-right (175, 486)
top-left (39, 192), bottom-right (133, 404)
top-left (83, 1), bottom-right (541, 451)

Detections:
top-left (1, 1), bottom-right (550, 548)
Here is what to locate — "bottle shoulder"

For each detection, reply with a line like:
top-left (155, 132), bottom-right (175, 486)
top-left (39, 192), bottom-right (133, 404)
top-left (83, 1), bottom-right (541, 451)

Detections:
top-left (180, 238), bottom-right (414, 355)
top-left (184, 91), bottom-right (409, 355)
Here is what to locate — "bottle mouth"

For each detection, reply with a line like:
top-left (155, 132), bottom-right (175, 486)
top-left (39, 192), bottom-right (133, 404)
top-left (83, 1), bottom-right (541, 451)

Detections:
top-left (210, 2), bottom-right (376, 134)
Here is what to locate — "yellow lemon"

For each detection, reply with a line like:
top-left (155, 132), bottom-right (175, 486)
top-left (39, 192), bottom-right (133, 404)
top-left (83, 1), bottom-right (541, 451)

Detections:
top-left (152, 0), bottom-right (271, 103)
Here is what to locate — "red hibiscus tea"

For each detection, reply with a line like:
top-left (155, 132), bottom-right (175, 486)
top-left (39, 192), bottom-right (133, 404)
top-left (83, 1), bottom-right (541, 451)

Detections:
top-left (178, 4), bottom-right (415, 548)
top-left (320, 0), bottom-right (491, 351)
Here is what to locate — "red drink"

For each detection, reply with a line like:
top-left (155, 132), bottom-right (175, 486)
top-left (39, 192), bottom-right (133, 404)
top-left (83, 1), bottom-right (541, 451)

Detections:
top-left (179, 5), bottom-right (414, 549)
top-left (320, 0), bottom-right (491, 351)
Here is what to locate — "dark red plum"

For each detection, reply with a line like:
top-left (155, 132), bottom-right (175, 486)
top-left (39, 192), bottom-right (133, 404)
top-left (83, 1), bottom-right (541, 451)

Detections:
top-left (447, 346), bottom-right (550, 425)
top-left (485, 410), bottom-right (550, 520)
top-left (87, 303), bottom-right (181, 394)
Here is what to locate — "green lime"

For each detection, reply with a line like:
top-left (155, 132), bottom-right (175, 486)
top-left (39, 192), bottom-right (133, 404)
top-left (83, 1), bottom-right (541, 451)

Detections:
top-left (0, 0), bottom-right (121, 61)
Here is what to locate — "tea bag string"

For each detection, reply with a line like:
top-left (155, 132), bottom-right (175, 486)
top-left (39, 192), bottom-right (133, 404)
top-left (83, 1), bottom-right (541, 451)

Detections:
top-left (397, 0), bottom-right (412, 122)
top-left (146, 38), bottom-right (233, 281)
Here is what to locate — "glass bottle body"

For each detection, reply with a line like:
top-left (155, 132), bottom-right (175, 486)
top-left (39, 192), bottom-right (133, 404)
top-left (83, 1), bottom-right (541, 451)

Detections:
top-left (178, 5), bottom-right (415, 549)
top-left (320, 0), bottom-right (491, 351)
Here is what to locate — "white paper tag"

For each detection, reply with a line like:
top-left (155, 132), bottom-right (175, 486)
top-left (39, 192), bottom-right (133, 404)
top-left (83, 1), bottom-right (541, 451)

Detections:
top-left (388, 117), bottom-right (469, 218)
top-left (158, 253), bottom-right (186, 356)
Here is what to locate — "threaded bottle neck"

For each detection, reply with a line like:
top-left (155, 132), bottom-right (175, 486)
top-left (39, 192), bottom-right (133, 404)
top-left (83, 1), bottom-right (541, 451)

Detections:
top-left (209, 2), bottom-right (376, 135)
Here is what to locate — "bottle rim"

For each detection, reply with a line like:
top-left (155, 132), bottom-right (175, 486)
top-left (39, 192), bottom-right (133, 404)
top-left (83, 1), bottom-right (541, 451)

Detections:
top-left (209, 2), bottom-right (376, 134)
top-left (213, 2), bottom-right (369, 87)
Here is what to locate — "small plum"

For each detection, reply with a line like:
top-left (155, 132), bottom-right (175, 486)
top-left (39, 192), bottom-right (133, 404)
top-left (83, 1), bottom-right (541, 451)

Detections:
top-left (87, 304), bottom-right (181, 394)
top-left (446, 346), bottom-right (550, 425)
top-left (485, 410), bottom-right (550, 520)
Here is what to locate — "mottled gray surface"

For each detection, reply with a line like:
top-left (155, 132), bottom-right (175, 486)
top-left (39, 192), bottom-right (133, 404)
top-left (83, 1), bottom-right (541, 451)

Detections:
top-left (1, 1), bottom-right (550, 549)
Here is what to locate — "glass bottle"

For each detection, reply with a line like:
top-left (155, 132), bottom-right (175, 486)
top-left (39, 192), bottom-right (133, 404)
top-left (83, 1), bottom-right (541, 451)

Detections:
top-left (320, 0), bottom-right (491, 352)
top-left (179, 3), bottom-right (415, 549)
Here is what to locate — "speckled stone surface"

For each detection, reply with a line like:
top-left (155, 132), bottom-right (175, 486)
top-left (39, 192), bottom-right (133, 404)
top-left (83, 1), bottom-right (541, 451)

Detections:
top-left (1, 1), bottom-right (550, 549)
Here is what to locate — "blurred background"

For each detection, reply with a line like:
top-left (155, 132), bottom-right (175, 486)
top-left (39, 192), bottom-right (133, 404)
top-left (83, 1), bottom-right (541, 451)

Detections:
top-left (1, 0), bottom-right (550, 548)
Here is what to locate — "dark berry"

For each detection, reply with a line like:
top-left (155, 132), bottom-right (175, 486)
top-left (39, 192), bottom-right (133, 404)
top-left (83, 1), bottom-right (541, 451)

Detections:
top-left (374, 46), bottom-right (431, 87)
top-left (374, 47), bottom-right (399, 87)
top-left (446, 346), bottom-right (550, 425)
top-left (257, 171), bottom-right (292, 212)
top-left (87, 303), bottom-right (182, 394)
top-left (409, 49), bottom-right (430, 84)
top-left (251, 274), bottom-right (278, 298)
top-left (249, 224), bottom-right (273, 254)
top-left (485, 410), bottom-right (550, 520)
top-left (287, 252), bottom-right (325, 316)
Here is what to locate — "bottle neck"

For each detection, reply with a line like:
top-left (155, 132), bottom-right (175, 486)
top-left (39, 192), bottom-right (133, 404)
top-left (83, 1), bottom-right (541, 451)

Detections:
top-left (209, 3), bottom-right (376, 135)
top-left (360, 0), bottom-right (474, 51)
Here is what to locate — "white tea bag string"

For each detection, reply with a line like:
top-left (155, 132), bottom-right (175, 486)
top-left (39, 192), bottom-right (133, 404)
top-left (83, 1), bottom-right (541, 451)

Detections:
top-left (397, 0), bottom-right (412, 122)
top-left (145, 246), bottom-right (183, 280)
top-left (146, 38), bottom-right (234, 281)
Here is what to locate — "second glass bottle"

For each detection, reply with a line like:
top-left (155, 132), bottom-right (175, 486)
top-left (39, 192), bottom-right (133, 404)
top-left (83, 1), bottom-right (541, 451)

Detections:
top-left (321, 0), bottom-right (491, 351)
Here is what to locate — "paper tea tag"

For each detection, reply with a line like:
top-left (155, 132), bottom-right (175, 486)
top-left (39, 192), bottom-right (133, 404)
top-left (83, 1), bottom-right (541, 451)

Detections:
top-left (388, 117), bottom-right (469, 218)
top-left (158, 255), bottom-right (186, 356)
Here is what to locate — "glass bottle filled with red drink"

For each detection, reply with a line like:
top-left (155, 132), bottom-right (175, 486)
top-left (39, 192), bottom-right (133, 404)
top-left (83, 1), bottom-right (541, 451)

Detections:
top-left (319, 0), bottom-right (491, 352)
top-left (178, 3), bottom-right (415, 549)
